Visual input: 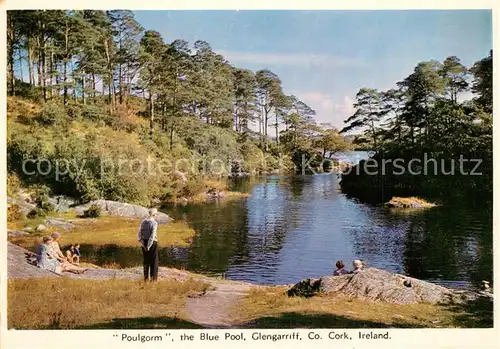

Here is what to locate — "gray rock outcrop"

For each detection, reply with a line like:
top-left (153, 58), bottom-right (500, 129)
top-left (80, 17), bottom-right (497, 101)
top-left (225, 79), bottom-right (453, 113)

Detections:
top-left (48, 195), bottom-right (77, 213)
top-left (288, 268), bottom-right (492, 305)
top-left (75, 200), bottom-right (172, 224)
top-left (45, 218), bottom-right (75, 230)
top-left (35, 224), bottom-right (48, 232)
top-left (8, 230), bottom-right (30, 237)
top-left (7, 196), bottom-right (36, 214)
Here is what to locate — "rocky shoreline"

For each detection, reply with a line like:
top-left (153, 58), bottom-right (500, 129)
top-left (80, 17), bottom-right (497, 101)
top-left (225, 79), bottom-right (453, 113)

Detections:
top-left (7, 241), bottom-right (492, 307)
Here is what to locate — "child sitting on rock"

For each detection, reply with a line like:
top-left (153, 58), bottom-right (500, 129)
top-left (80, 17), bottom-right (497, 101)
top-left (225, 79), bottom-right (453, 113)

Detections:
top-left (333, 260), bottom-right (350, 276)
top-left (72, 244), bottom-right (80, 265)
top-left (65, 244), bottom-right (75, 262)
top-left (352, 259), bottom-right (364, 273)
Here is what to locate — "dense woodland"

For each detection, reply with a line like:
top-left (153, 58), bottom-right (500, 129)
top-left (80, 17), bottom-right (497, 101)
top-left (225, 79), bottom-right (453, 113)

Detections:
top-left (6, 10), bottom-right (492, 206)
top-left (340, 51), bottom-right (493, 203)
top-left (6, 10), bottom-right (351, 205)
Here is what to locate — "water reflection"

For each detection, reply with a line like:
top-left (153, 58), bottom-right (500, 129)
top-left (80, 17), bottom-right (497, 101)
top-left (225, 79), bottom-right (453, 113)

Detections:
top-left (78, 171), bottom-right (492, 289)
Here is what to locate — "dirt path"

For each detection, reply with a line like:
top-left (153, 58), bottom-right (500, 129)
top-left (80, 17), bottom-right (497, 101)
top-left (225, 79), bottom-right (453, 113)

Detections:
top-left (186, 282), bottom-right (256, 328)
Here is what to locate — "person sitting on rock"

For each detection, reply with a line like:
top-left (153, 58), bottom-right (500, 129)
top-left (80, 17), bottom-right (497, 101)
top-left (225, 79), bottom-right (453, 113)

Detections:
top-left (333, 260), bottom-right (350, 276)
top-left (36, 236), bottom-right (62, 275)
top-left (65, 244), bottom-right (75, 262)
top-left (351, 259), bottom-right (364, 273)
top-left (72, 244), bottom-right (80, 265)
top-left (49, 233), bottom-right (87, 274)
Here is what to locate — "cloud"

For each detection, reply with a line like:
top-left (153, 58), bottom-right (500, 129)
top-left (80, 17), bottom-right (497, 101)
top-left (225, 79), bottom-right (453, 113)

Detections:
top-left (299, 92), bottom-right (355, 128)
top-left (217, 50), bottom-right (365, 69)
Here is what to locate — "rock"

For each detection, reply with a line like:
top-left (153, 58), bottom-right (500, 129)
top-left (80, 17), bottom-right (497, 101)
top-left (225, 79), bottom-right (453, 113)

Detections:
top-left (48, 195), bottom-right (77, 213)
top-left (174, 170), bottom-right (187, 183)
top-left (35, 224), bottom-right (48, 232)
top-left (19, 192), bottom-right (33, 203)
top-left (288, 268), bottom-right (492, 305)
top-left (8, 230), bottom-right (30, 237)
top-left (218, 191), bottom-right (226, 198)
top-left (7, 196), bottom-right (36, 214)
top-left (22, 226), bottom-right (34, 233)
top-left (45, 218), bottom-right (75, 230)
top-left (74, 200), bottom-right (172, 224)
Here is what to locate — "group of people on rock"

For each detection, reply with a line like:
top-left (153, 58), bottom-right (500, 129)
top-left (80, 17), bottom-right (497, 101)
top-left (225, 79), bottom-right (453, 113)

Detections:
top-left (333, 259), bottom-right (364, 276)
top-left (35, 232), bottom-right (88, 275)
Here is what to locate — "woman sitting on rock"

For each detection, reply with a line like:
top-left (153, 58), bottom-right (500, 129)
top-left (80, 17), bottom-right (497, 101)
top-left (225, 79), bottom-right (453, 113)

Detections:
top-left (49, 232), bottom-right (88, 274)
top-left (333, 260), bottom-right (350, 276)
top-left (351, 259), bottom-right (364, 273)
top-left (36, 236), bottom-right (62, 274)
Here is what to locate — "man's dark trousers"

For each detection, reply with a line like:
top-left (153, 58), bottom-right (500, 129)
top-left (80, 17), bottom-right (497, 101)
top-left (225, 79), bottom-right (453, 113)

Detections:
top-left (142, 240), bottom-right (158, 281)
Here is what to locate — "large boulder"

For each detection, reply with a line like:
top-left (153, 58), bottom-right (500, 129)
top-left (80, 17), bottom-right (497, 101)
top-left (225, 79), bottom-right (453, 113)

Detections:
top-left (7, 196), bottom-right (36, 214)
top-left (45, 218), bottom-right (75, 230)
top-left (288, 268), bottom-right (492, 305)
top-left (7, 230), bottom-right (30, 237)
top-left (75, 200), bottom-right (172, 224)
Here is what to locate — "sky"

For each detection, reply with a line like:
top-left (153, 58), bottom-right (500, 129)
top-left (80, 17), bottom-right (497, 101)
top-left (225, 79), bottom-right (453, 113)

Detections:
top-left (134, 10), bottom-right (492, 128)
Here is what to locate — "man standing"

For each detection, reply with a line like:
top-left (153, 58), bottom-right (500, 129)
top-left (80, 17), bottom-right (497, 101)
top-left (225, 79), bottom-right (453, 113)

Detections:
top-left (137, 208), bottom-right (159, 281)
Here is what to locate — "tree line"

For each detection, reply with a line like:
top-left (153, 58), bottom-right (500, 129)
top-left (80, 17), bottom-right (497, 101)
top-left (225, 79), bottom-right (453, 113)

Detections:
top-left (6, 10), bottom-right (350, 163)
top-left (339, 51), bottom-right (493, 202)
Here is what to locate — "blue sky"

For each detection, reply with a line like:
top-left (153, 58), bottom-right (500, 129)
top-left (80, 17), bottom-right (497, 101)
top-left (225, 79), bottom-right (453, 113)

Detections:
top-left (134, 10), bottom-right (492, 128)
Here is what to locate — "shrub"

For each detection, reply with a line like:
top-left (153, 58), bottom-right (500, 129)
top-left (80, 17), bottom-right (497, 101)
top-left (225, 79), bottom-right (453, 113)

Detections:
top-left (7, 204), bottom-right (24, 222)
top-left (83, 204), bottom-right (101, 218)
top-left (13, 79), bottom-right (42, 101)
top-left (7, 173), bottom-right (21, 198)
top-left (33, 186), bottom-right (55, 213)
top-left (36, 102), bottom-right (67, 126)
top-left (65, 104), bottom-right (82, 119)
top-left (27, 207), bottom-right (47, 219)
top-left (181, 180), bottom-right (206, 198)
top-left (81, 104), bottom-right (106, 121)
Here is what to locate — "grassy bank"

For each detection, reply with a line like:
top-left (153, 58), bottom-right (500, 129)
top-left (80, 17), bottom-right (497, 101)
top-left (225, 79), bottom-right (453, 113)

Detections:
top-left (8, 214), bottom-right (197, 249)
top-left (8, 277), bottom-right (210, 329)
top-left (229, 287), bottom-right (492, 328)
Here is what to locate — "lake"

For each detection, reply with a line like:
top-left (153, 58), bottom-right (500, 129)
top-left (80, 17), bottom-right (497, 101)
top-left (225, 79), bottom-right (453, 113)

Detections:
top-left (79, 171), bottom-right (492, 290)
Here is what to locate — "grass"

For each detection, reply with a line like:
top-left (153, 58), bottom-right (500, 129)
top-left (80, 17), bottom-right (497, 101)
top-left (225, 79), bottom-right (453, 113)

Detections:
top-left (386, 196), bottom-right (436, 209)
top-left (8, 213), bottom-right (197, 249)
top-left (229, 287), bottom-right (488, 328)
top-left (60, 216), bottom-right (196, 247)
top-left (8, 277), bottom-right (210, 329)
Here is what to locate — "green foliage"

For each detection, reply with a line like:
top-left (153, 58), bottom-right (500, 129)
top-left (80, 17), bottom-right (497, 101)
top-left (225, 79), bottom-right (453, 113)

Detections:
top-left (27, 207), bottom-right (47, 219)
top-left (82, 104), bottom-right (107, 121)
top-left (36, 102), bottom-right (68, 127)
top-left (7, 173), bottom-right (22, 198)
top-left (7, 204), bottom-right (24, 222)
top-left (181, 180), bottom-right (206, 198)
top-left (83, 204), bottom-right (102, 218)
top-left (340, 52), bottom-right (493, 203)
top-left (34, 186), bottom-right (55, 213)
top-left (7, 10), bottom-right (358, 205)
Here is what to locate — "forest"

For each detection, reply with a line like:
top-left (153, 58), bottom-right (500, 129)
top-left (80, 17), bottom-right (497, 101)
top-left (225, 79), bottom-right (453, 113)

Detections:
top-left (6, 10), bottom-right (493, 206)
top-left (6, 10), bottom-right (351, 205)
top-left (340, 50), bottom-right (493, 203)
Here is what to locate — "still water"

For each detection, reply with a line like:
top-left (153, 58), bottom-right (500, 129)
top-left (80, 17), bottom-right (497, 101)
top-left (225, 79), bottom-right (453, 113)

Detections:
top-left (80, 154), bottom-right (492, 290)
